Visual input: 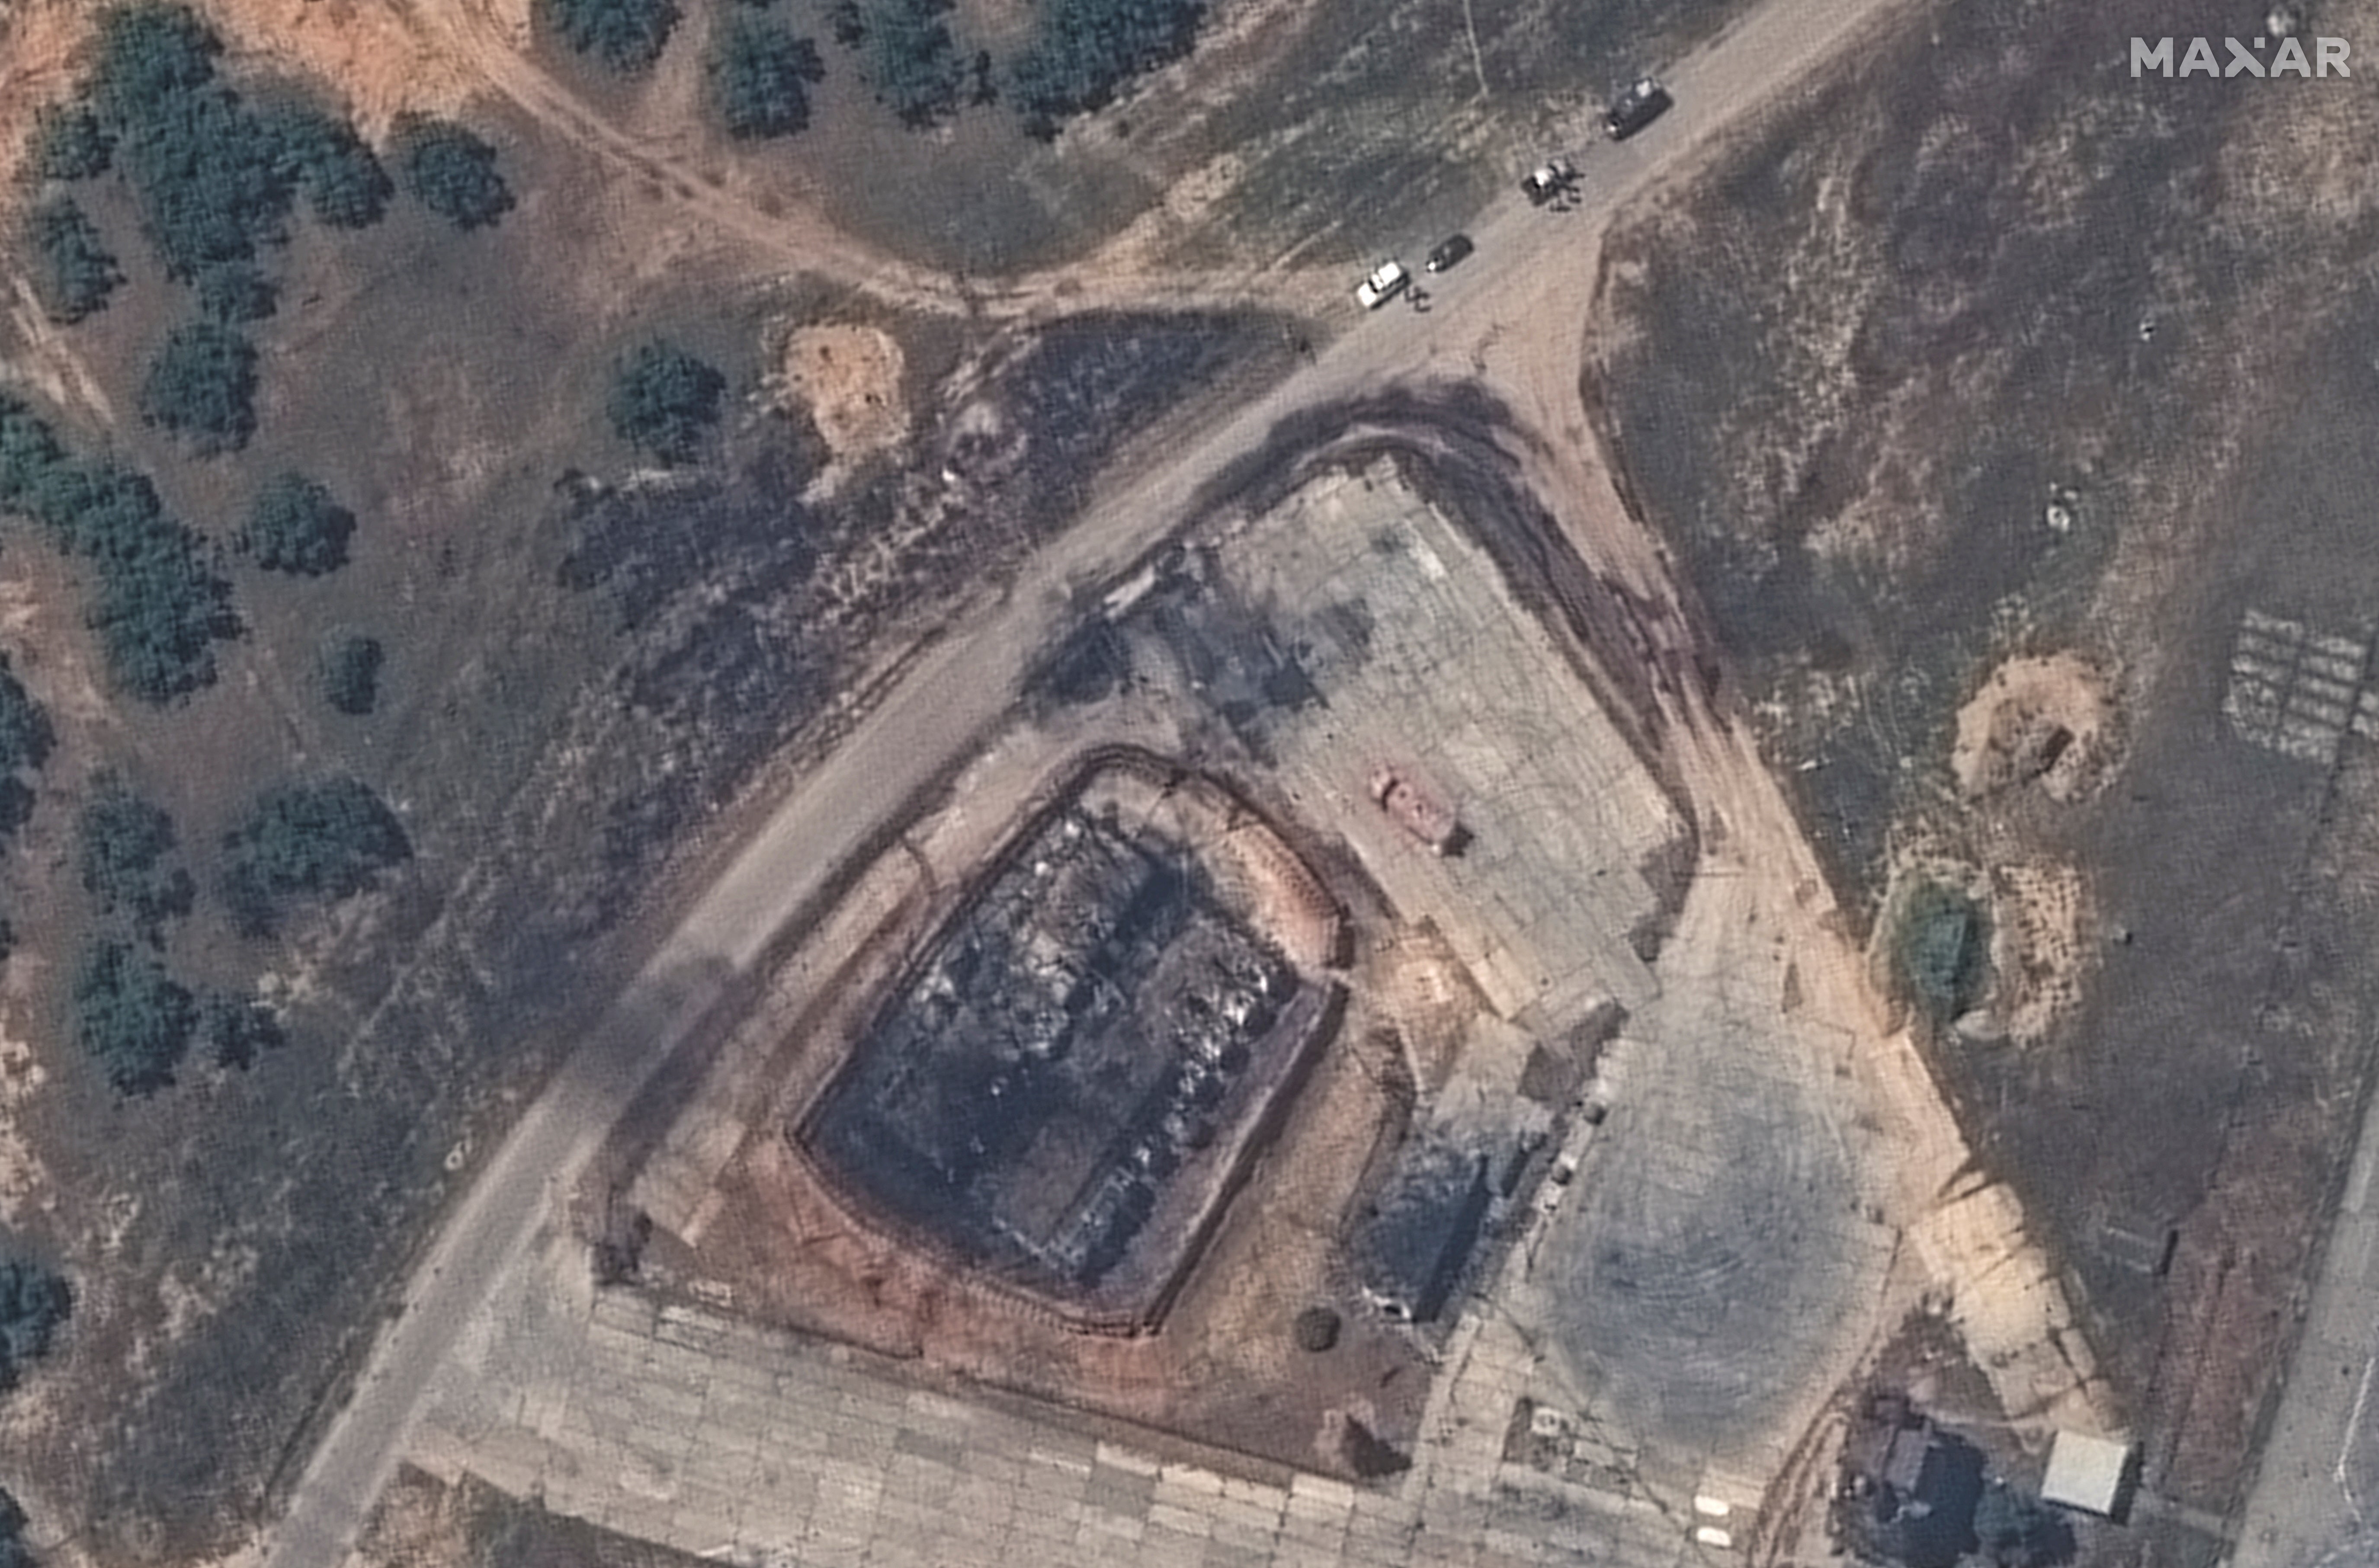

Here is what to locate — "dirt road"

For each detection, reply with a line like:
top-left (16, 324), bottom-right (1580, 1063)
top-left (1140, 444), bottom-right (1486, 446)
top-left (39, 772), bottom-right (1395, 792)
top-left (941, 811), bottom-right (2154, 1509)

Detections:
top-left (256, 1), bottom-right (1937, 1565)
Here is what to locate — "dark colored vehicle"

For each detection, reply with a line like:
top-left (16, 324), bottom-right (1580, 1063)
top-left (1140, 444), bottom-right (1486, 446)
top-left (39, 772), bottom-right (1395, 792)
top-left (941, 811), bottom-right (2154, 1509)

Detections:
top-left (1425, 235), bottom-right (1474, 273)
top-left (1605, 77), bottom-right (1672, 139)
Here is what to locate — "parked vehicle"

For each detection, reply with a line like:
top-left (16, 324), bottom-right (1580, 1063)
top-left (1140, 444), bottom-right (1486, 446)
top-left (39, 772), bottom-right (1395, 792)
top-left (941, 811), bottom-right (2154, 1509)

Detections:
top-left (1605, 77), bottom-right (1672, 139)
top-left (1354, 259), bottom-right (1411, 310)
top-left (1425, 234), bottom-right (1474, 273)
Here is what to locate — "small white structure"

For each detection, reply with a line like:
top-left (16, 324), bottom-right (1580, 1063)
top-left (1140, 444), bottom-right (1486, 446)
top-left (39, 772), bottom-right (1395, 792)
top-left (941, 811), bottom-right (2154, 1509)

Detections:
top-left (2040, 1430), bottom-right (2134, 1517)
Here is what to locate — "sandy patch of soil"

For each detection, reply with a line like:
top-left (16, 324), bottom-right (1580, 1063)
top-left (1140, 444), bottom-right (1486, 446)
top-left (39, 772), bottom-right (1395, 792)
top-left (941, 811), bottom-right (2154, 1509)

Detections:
top-left (779, 323), bottom-right (910, 477)
top-left (206, 0), bottom-right (483, 138)
top-left (1951, 651), bottom-right (2118, 804)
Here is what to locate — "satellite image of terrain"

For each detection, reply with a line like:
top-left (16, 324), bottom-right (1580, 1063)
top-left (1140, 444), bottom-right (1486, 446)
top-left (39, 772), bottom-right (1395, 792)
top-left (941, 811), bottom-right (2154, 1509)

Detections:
top-left (0, 1), bottom-right (2374, 1567)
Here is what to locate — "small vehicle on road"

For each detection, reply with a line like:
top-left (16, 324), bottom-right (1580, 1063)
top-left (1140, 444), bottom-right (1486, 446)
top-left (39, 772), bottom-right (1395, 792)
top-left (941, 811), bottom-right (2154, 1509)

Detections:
top-left (1605, 77), bottom-right (1672, 139)
top-left (1425, 235), bottom-right (1474, 273)
top-left (1354, 259), bottom-right (1411, 310)
top-left (1521, 160), bottom-right (1574, 205)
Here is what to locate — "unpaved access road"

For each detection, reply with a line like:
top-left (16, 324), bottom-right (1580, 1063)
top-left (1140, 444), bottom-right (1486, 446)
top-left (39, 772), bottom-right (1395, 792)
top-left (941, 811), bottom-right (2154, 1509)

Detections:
top-left (255, 1), bottom-right (1932, 1565)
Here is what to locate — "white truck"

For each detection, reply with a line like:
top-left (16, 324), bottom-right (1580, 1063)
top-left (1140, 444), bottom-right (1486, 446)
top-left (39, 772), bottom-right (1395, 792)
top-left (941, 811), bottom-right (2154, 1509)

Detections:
top-left (1354, 259), bottom-right (1410, 310)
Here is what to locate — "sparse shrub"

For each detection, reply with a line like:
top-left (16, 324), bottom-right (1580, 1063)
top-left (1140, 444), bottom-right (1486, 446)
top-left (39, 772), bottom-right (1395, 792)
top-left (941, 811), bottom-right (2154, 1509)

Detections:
top-left (24, 195), bottom-right (121, 324)
top-left (1293, 1305), bottom-right (1340, 1352)
top-left (240, 471), bottom-right (354, 576)
top-left (0, 1259), bottom-right (69, 1388)
top-left (541, 0), bottom-right (681, 72)
top-left (139, 320), bottom-right (257, 454)
top-left (221, 778), bottom-right (411, 936)
top-left (79, 780), bottom-right (195, 939)
top-left (200, 991), bottom-right (283, 1070)
top-left (0, 397), bottom-right (240, 703)
top-left (395, 116), bottom-right (515, 232)
top-left (608, 340), bottom-right (726, 465)
top-left (74, 937), bottom-right (197, 1095)
top-left (31, 102), bottom-right (113, 181)
top-left (705, 11), bottom-right (827, 139)
top-left (825, 0), bottom-right (866, 45)
top-left (321, 634), bottom-right (382, 716)
top-left (1008, 0), bottom-right (1205, 137)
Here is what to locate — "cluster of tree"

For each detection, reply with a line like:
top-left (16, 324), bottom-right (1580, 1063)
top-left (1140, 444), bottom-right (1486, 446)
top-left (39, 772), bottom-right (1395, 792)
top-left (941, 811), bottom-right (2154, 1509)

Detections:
top-left (220, 778), bottom-right (410, 937)
top-left (540, 0), bottom-right (680, 72)
top-left (0, 661), bottom-right (53, 845)
top-left (608, 340), bottom-right (727, 465)
top-left (834, 0), bottom-right (968, 126)
top-left (239, 471), bottom-right (356, 576)
top-left (394, 117), bottom-right (516, 233)
top-left (320, 634), bottom-right (382, 716)
top-left (72, 937), bottom-right (196, 1095)
top-left (705, 5), bottom-right (828, 140)
top-left (139, 320), bottom-right (257, 454)
top-left (0, 1258), bottom-right (68, 1392)
top-left (79, 778), bottom-right (196, 943)
top-left (65, 5), bottom-right (389, 310)
top-left (1007, 0), bottom-right (1205, 136)
top-left (0, 1485), bottom-right (32, 1568)
top-left (0, 395), bottom-right (241, 703)
top-left (23, 195), bottom-right (121, 324)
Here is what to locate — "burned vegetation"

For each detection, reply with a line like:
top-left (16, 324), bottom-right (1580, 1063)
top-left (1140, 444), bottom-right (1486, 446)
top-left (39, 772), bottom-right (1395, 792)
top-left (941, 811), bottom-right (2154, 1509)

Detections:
top-left (802, 768), bottom-right (1338, 1322)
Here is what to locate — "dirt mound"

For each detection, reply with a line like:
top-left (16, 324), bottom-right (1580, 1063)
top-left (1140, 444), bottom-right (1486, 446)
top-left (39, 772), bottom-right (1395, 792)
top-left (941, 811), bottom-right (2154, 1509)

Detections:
top-left (780, 323), bottom-right (909, 474)
top-left (1951, 652), bottom-right (2117, 804)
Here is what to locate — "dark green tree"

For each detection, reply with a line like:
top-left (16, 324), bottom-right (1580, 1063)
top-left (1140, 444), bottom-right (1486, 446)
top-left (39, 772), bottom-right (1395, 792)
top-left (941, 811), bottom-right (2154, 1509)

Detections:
top-left (240, 472), bottom-right (355, 576)
top-left (73, 938), bottom-right (197, 1096)
top-left (705, 11), bottom-right (827, 139)
top-left (608, 340), bottom-right (727, 464)
top-left (0, 662), bottom-right (53, 779)
top-left (320, 634), bottom-right (382, 716)
top-left (0, 397), bottom-right (240, 703)
top-left (0, 1258), bottom-right (68, 1389)
top-left (1007, 0), bottom-right (1205, 136)
top-left (200, 991), bottom-right (283, 1070)
top-left (858, 0), bottom-right (964, 127)
top-left (79, 780), bottom-right (195, 939)
top-left (24, 196), bottom-right (122, 324)
top-left (395, 117), bottom-right (515, 232)
top-left (139, 320), bottom-right (258, 454)
top-left (221, 778), bottom-right (412, 936)
top-left (264, 103), bottom-right (391, 229)
top-left (31, 102), bottom-right (114, 181)
top-left (0, 1484), bottom-right (31, 1568)
top-left (541, 0), bottom-right (681, 72)
top-left (194, 261), bottom-right (276, 323)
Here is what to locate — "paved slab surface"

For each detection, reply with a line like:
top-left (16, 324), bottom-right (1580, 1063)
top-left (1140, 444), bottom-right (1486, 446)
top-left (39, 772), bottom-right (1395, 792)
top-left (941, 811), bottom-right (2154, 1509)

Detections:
top-left (408, 1240), bottom-right (1718, 1568)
